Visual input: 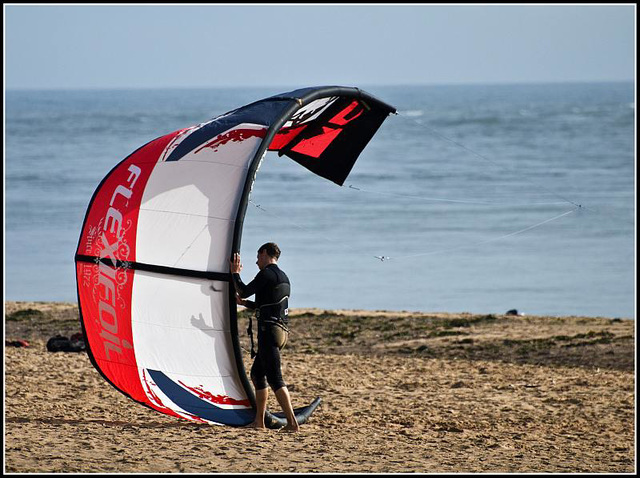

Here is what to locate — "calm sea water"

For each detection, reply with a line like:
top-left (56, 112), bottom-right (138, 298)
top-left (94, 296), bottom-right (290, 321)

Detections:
top-left (5, 83), bottom-right (635, 318)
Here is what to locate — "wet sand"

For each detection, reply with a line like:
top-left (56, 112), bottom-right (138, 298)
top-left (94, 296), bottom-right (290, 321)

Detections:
top-left (4, 301), bottom-right (636, 473)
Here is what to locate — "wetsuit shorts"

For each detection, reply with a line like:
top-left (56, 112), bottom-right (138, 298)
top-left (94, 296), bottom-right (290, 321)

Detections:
top-left (250, 322), bottom-right (288, 391)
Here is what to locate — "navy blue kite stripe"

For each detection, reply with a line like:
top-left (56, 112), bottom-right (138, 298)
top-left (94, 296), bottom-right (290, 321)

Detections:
top-left (147, 369), bottom-right (255, 426)
top-left (164, 98), bottom-right (293, 163)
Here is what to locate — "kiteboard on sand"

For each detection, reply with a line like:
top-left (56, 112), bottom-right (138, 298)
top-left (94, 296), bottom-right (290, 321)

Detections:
top-left (74, 86), bottom-right (396, 428)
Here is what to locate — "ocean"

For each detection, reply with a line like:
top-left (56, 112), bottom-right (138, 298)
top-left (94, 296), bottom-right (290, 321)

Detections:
top-left (5, 83), bottom-right (635, 319)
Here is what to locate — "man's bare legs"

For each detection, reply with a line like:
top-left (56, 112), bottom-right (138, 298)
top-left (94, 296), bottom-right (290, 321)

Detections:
top-left (247, 386), bottom-right (299, 432)
top-left (248, 387), bottom-right (268, 429)
top-left (274, 386), bottom-right (299, 432)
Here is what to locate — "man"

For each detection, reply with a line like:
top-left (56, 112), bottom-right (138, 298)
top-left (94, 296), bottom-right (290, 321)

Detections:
top-left (230, 242), bottom-right (299, 432)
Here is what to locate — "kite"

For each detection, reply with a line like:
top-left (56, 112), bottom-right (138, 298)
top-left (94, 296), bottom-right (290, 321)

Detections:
top-left (75, 86), bottom-right (396, 427)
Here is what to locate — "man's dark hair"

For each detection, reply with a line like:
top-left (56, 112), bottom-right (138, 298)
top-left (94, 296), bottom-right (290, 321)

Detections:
top-left (258, 242), bottom-right (281, 260)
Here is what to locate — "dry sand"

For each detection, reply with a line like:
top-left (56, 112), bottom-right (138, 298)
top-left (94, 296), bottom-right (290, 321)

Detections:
top-left (4, 301), bottom-right (636, 473)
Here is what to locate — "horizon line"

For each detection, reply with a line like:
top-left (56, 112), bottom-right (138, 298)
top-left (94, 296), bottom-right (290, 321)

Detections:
top-left (4, 79), bottom-right (635, 92)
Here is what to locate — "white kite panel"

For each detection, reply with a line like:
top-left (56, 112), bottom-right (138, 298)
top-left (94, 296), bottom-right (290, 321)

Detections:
top-left (131, 272), bottom-right (241, 384)
top-left (135, 210), bottom-right (235, 273)
top-left (139, 161), bottom-right (247, 221)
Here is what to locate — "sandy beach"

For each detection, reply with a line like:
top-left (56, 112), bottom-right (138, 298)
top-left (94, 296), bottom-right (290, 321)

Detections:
top-left (5, 301), bottom-right (636, 473)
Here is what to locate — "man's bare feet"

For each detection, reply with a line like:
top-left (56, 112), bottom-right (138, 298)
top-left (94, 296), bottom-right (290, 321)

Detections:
top-left (245, 421), bottom-right (267, 430)
top-left (279, 423), bottom-right (300, 433)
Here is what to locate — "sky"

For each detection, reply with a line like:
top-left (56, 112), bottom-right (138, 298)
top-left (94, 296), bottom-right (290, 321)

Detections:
top-left (4, 4), bottom-right (636, 89)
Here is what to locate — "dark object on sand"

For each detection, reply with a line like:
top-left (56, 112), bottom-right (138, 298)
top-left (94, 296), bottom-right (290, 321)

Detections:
top-left (5, 339), bottom-right (30, 348)
top-left (505, 309), bottom-right (519, 316)
top-left (46, 333), bottom-right (86, 353)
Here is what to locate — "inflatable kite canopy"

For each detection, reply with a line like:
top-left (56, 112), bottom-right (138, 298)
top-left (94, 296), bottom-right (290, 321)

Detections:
top-left (75, 86), bottom-right (396, 427)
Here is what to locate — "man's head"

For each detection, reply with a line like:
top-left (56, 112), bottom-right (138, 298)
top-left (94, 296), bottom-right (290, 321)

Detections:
top-left (256, 242), bottom-right (280, 270)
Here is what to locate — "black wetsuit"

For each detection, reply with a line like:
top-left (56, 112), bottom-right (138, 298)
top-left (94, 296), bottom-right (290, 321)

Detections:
top-left (233, 263), bottom-right (290, 391)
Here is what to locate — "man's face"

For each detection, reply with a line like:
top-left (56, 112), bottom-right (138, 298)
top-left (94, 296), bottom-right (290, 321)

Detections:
top-left (256, 249), bottom-right (271, 270)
